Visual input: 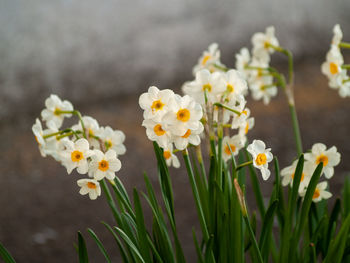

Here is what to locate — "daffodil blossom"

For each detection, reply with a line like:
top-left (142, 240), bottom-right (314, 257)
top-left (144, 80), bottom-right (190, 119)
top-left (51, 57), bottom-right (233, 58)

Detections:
top-left (235, 47), bottom-right (251, 79)
top-left (41, 94), bottom-right (73, 128)
top-left (250, 76), bottom-right (277, 105)
top-left (77, 179), bottom-right (101, 200)
top-left (304, 143), bottom-right (341, 179)
top-left (281, 160), bottom-right (314, 194)
top-left (221, 70), bottom-right (248, 103)
top-left (72, 116), bottom-right (100, 147)
top-left (252, 26), bottom-right (279, 61)
top-left (192, 43), bottom-right (225, 75)
top-left (182, 69), bottom-right (226, 105)
top-left (60, 138), bottom-right (94, 174)
top-left (238, 116), bottom-right (255, 136)
top-left (221, 134), bottom-right (246, 162)
top-left (142, 119), bottom-right (172, 148)
top-left (96, 126), bottom-right (126, 156)
top-left (247, 140), bottom-right (273, 180)
top-left (162, 144), bottom-right (180, 168)
top-left (139, 86), bottom-right (175, 122)
top-left (172, 122), bottom-right (204, 150)
top-left (32, 119), bottom-right (59, 158)
top-left (300, 181), bottom-right (332, 203)
top-left (89, 149), bottom-right (121, 181)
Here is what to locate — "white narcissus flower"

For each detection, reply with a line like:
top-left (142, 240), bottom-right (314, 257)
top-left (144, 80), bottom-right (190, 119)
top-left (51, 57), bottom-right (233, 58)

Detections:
top-left (321, 46), bottom-right (344, 84)
top-left (250, 76), bottom-right (277, 105)
top-left (32, 119), bottom-right (59, 157)
top-left (281, 160), bottom-right (315, 194)
top-left (77, 179), bottom-right (101, 200)
top-left (252, 26), bottom-right (279, 61)
top-left (41, 94), bottom-right (73, 128)
top-left (183, 69), bottom-right (226, 105)
top-left (300, 181), bottom-right (332, 203)
top-left (222, 70), bottom-right (248, 103)
top-left (238, 116), bottom-right (255, 136)
top-left (235, 47), bottom-right (251, 79)
top-left (142, 119), bottom-right (172, 148)
top-left (139, 86), bottom-right (175, 122)
top-left (192, 43), bottom-right (225, 75)
top-left (97, 126), bottom-right (126, 156)
top-left (72, 116), bottom-right (100, 148)
top-left (304, 143), bottom-right (341, 179)
top-left (173, 122), bottom-right (204, 150)
top-left (163, 144), bottom-right (180, 168)
top-left (89, 149), bottom-right (121, 180)
top-left (163, 94), bottom-right (203, 137)
top-left (332, 24), bottom-right (343, 47)
top-left (247, 140), bottom-right (273, 180)
top-left (221, 134), bottom-right (246, 162)
top-left (61, 138), bottom-right (94, 174)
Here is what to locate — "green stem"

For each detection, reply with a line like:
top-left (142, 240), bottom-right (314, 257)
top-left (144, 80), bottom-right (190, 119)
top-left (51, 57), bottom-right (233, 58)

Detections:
top-left (213, 63), bottom-right (229, 72)
top-left (343, 78), bottom-right (350, 83)
top-left (56, 110), bottom-right (87, 139)
top-left (244, 215), bottom-right (264, 263)
top-left (261, 83), bottom-right (278, 90)
top-left (213, 103), bottom-right (241, 116)
top-left (341, 64), bottom-right (350, 69)
top-left (43, 131), bottom-right (62, 139)
top-left (182, 149), bottom-right (210, 242)
top-left (235, 160), bottom-right (253, 171)
top-left (289, 104), bottom-right (303, 156)
top-left (100, 179), bottom-right (120, 223)
top-left (339, 42), bottom-right (350, 49)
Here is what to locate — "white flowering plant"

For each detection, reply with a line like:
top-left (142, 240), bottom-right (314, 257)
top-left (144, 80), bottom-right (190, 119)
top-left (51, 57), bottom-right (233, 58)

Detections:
top-left (1, 25), bottom-right (350, 263)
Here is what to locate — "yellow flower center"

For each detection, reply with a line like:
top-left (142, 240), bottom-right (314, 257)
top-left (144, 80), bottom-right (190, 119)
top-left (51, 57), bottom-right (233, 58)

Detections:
top-left (163, 150), bottom-right (171, 160)
top-left (201, 55), bottom-right (211, 65)
top-left (202, 84), bottom-right (212, 92)
top-left (329, 62), bottom-right (339, 75)
top-left (245, 123), bottom-right (249, 134)
top-left (35, 136), bottom-right (41, 145)
top-left (182, 129), bottom-right (191, 138)
top-left (255, 153), bottom-right (267, 165)
top-left (87, 182), bottom-right (97, 189)
top-left (224, 144), bottom-right (236, 155)
top-left (98, 160), bottom-right (109, 171)
top-left (177, 109), bottom-right (190, 122)
top-left (316, 154), bottom-right (328, 166)
top-left (154, 124), bottom-right (166, 136)
top-left (257, 70), bottom-right (263, 77)
top-left (292, 172), bottom-right (305, 182)
top-left (226, 84), bottom-right (234, 93)
top-left (88, 128), bottom-right (94, 137)
top-left (264, 41), bottom-right (270, 49)
top-left (151, 100), bottom-right (165, 112)
top-left (71, 150), bottom-right (83, 162)
top-left (313, 188), bottom-right (320, 199)
top-left (54, 107), bottom-right (61, 116)
top-left (105, 140), bottom-right (113, 149)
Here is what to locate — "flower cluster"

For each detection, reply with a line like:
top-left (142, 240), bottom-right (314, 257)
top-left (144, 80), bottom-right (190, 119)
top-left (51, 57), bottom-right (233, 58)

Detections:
top-left (235, 26), bottom-right (280, 104)
top-left (281, 143), bottom-right (341, 202)
top-left (321, 24), bottom-right (350, 98)
top-left (139, 86), bottom-right (204, 167)
top-left (192, 43), bottom-right (226, 75)
top-left (32, 94), bottom-right (126, 200)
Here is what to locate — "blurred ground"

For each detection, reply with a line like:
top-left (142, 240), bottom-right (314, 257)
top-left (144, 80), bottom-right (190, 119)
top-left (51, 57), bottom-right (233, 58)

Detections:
top-left (0, 59), bottom-right (350, 262)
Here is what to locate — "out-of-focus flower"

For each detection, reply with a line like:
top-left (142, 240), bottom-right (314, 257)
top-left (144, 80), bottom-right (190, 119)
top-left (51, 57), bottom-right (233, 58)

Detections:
top-left (77, 179), bottom-right (101, 200)
top-left (281, 160), bottom-right (314, 194)
top-left (61, 138), bottom-right (94, 174)
top-left (250, 76), bottom-right (277, 105)
top-left (235, 47), bottom-right (251, 79)
top-left (247, 139), bottom-right (273, 180)
top-left (252, 26), bottom-right (279, 61)
top-left (192, 43), bottom-right (225, 75)
top-left (222, 70), bottom-right (248, 103)
top-left (163, 144), bottom-right (180, 168)
top-left (41, 94), bottom-right (73, 128)
top-left (139, 86), bottom-right (175, 122)
top-left (332, 24), bottom-right (343, 47)
top-left (304, 143), bottom-right (341, 179)
top-left (96, 126), bottom-right (126, 156)
top-left (321, 46), bottom-right (344, 85)
top-left (72, 116), bottom-right (100, 148)
top-left (300, 181), bottom-right (332, 203)
top-left (221, 134), bottom-right (245, 162)
top-left (89, 149), bottom-right (121, 180)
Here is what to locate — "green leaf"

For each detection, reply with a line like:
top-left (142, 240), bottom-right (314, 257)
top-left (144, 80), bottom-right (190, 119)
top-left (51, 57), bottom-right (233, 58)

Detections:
top-left (87, 228), bottom-right (111, 263)
top-left (192, 229), bottom-right (204, 263)
top-left (343, 176), bottom-right (350, 219)
top-left (325, 198), bottom-right (341, 251)
top-left (0, 241), bottom-right (16, 263)
top-left (78, 231), bottom-right (89, 263)
top-left (324, 214), bottom-right (350, 263)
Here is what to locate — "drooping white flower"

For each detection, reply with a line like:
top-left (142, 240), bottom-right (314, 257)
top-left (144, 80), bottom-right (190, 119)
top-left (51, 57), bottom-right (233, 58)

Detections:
top-left (173, 122), bottom-right (204, 150)
top-left (77, 179), bottom-right (101, 200)
top-left (247, 139), bottom-right (273, 180)
top-left (96, 126), bottom-right (126, 156)
top-left (32, 119), bottom-right (59, 157)
top-left (182, 69), bottom-right (226, 105)
top-left (235, 47), bottom-right (251, 79)
top-left (252, 26), bottom-right (279, 61)
top-left (89, 149), bottom-right (121, 181)
top-left (304, 143), bottom-right (341, 179)
top-left (139, 86), bottom-right (175, 122)
top-left (281, 160), bottom-right (315, 194)
top-left (60, 138), bottom-right (94, 174)
top-left (192, 43), bottom-right (225, 75)
top-left (332, 24), bottom-right (343, 47)
top-left (142, 119), bottom-right (172, 148)
top-left (300, 181), bottom-right (332, 203)
top-left (41, 94), bottom-right (73, 128)
top-left (221, 134), bottom-right (246, 162)
top-left (321, 46), bottom-right (344, 84)
top-left (250, 76), bottom-right (277, 105)
top-left (163, 94), bottom-right (203, 137)
top-left (163, 144), bottom-right (180, 168)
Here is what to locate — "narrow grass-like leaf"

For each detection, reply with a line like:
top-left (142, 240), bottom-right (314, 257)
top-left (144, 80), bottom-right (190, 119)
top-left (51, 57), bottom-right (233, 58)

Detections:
top-left (259, 200), bottom-right (278, 259)
top-left (0, 242), bottom-right (16, 263)
top-left (343, 176), bottom-right (350, 219)
top-left (78, 231), bottom-right (89, 263)
top-left (87, 228), bottom-right (111, 263)
top-left (325, 198), bottom-right (341, 251)
top-left (192, 229), bottom-right (204, 263)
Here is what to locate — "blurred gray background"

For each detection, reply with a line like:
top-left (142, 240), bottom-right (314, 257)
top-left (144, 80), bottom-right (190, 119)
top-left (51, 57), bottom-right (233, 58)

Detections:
top-left (1, 0), bottom-right (350, 262)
